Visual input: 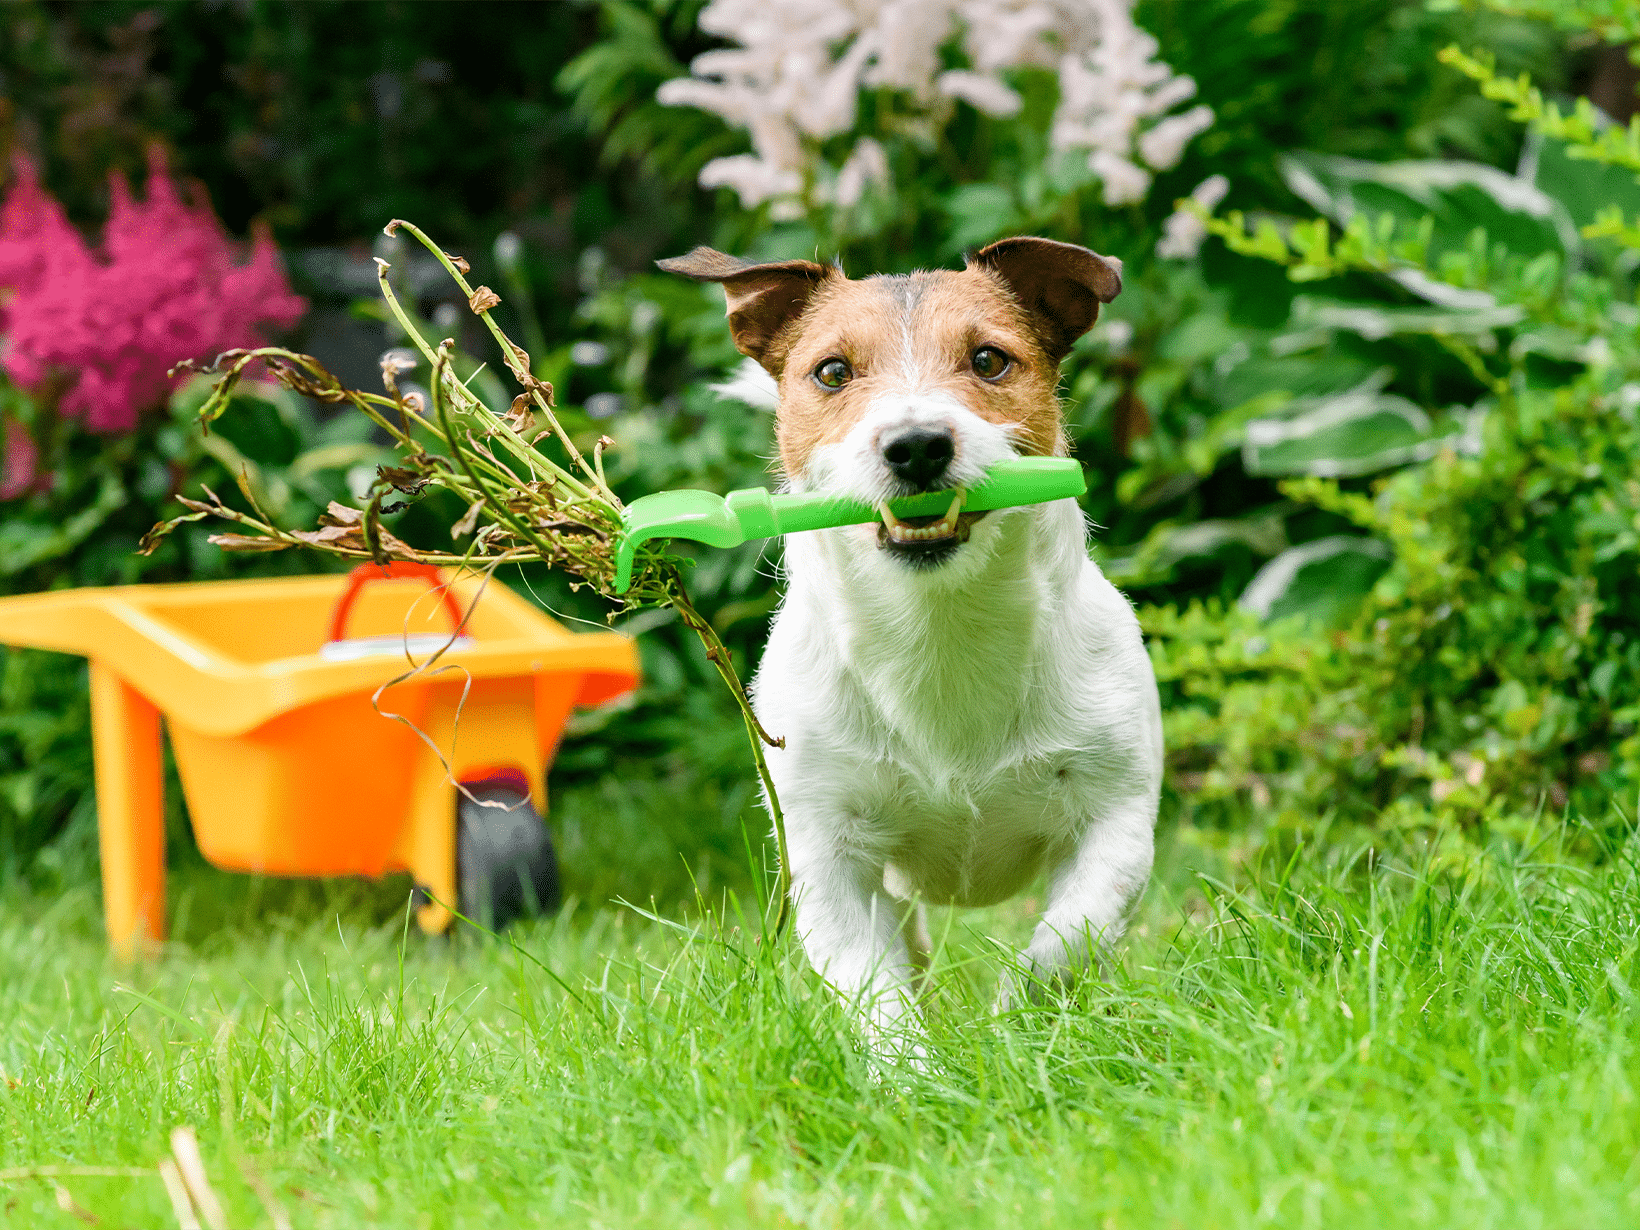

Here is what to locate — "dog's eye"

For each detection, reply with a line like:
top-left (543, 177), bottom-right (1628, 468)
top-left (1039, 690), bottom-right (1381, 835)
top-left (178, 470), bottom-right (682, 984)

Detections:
top-left (813, 358), bottom-right (852, 390)
top-left (971, 347), bottom-right (1011, 380)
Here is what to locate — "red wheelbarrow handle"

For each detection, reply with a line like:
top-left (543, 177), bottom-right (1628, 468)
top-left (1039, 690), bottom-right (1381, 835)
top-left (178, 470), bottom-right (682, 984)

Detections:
top-left (327, 562), bottom-right (467, 644)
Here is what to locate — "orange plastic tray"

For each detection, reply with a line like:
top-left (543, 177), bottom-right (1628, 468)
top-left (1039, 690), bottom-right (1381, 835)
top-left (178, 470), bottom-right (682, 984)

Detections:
top-left (0, 567), bottom-right (638, 954)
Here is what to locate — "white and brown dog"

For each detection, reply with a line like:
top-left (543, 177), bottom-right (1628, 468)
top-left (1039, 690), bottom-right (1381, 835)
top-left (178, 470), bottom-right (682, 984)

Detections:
top-left (660, 237), bottom-right (1162, 1048)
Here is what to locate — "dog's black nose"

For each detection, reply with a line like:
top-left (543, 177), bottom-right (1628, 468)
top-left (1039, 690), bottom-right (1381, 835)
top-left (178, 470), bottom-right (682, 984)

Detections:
top-left (881, 428), bottom-right (954, 491)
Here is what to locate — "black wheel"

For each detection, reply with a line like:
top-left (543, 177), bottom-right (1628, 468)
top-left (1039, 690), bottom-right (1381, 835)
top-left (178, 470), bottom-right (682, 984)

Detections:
top-left (455, 779), bottom-right (561, 931)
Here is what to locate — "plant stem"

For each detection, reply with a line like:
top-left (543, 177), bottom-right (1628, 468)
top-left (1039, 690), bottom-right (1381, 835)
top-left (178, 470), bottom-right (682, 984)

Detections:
top-left (388, 219), bottom-right (618, 507)
top-left (432, 348), bottom-right (571, 568)
top-left (668, 578), bottom-right (790, 933)
top-left (374, 257), bottom-right (598, 504)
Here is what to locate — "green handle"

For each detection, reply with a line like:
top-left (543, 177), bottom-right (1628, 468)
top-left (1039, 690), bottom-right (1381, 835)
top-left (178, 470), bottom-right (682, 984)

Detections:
top-left (613, 455), bottom-right (1085, 591)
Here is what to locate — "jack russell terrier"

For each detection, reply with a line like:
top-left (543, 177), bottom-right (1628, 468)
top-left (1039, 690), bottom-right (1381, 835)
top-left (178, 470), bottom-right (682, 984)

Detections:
top-left (659, 237), bottom-right (1163, 1048)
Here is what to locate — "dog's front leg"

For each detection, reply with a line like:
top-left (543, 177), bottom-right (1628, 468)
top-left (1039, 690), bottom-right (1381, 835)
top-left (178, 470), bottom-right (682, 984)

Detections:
top-left (1001, 797), bottom-right (1156, 1007)
top-left (787, 826), bottom-right (924, 1056)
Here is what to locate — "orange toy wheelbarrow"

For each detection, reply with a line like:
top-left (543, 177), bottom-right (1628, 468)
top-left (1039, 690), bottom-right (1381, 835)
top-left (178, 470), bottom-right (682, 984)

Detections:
top-left (0, 564), bottom-right (638, 955)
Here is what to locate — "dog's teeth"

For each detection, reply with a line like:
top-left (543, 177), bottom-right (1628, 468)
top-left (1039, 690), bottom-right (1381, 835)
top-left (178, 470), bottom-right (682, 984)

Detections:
top-left (880, 493), bottom-right (970, 546)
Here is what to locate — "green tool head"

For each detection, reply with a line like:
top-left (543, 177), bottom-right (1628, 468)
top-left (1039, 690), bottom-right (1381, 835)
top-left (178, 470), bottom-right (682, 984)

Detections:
top-left (613, 455), bottom-right (1086, 592)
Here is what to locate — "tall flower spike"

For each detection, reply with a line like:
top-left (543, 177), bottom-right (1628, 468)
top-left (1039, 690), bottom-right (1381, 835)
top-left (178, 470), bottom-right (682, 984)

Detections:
top-left (660, 0), bottom-right (1212, 214)
top-left (0, 147), bottom-right (306, 444)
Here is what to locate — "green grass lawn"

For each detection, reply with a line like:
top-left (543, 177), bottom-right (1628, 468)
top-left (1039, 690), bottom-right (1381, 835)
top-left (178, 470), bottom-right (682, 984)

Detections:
top-left (3, 817), bottom-right (1639, 1229)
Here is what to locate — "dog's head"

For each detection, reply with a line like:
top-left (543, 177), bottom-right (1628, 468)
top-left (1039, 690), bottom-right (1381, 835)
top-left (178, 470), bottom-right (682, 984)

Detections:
top-left (658, 237), bottom-right (1120, 573)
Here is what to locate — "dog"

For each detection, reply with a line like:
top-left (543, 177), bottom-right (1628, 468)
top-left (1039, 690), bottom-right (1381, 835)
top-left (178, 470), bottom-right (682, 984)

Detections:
top-left (658, 237), bottom-right (1163, 1051)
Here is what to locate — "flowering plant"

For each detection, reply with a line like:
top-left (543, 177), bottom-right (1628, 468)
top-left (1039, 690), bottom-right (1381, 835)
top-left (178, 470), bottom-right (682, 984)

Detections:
top-left (658, 0), bottom-right (1214, 219)
top-left (0, 148), bottom-right (306, 496)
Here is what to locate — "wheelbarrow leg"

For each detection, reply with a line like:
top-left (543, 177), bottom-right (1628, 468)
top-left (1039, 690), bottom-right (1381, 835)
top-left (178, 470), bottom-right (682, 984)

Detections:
top-left (395, 678), bottom-right (544, 936)
top-left (89, 663), bottom-right (166, 957)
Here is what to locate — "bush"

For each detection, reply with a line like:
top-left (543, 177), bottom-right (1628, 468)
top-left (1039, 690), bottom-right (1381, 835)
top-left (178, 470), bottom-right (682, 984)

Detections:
top-left (1150, 23), bottom-right (1640, 841)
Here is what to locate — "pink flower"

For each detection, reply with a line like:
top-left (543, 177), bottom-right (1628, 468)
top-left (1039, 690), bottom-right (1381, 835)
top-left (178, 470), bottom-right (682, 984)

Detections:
top-left (0, 154), bottom-right (95, 316)
top-left (0, 147), bottom-right (306, 438)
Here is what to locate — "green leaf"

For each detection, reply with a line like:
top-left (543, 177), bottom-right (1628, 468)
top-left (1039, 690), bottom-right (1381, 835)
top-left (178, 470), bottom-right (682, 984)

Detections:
top-left (0, 476), bottom-right (128, 576)
top-left (1282, 150), bottom-right (1579, 264)
top-left (1239, 535), bottom-right (1392, 624)
top-left (943, 184), bottom-right (1019, 253)
top-left (1242, 374), bottom-right (1477, 479)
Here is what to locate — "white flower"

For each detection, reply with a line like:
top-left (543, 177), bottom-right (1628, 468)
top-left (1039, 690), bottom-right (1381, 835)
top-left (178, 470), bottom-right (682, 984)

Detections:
top-left (832, 138), bottom-right (891, 208)
top-left (1092, 317), bottom-right (1135, 352)
top-left (1090, 150), bottom-right (1151, 207)
top-left (936, 69), bottom-right (1024, 118)
top-left (1156, 174), bottom-right (1229, 260)
top-left (660, 0), bottom-right (1213, 212)
top-left (698, 154), bottom-right (803, 210)
top-left (1137, 105), bottom-right (1216, 171)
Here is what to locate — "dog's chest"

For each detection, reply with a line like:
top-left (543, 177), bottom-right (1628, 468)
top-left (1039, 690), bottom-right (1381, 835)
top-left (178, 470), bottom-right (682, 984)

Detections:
top-left (867, 741), bottom-right (1107, 906)
top-left (816, 592), bottom-right (1129, 906)
top-left (759, 509), bottom-right (1154, 906)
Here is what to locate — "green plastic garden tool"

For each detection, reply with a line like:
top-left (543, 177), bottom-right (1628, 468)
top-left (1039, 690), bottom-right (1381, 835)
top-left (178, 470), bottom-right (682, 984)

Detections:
top-left (613, 455), bottom-right (1086, 591)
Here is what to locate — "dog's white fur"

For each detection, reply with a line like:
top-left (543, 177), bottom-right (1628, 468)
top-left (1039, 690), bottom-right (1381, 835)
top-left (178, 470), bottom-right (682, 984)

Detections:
top-left (751, 368), bottom-right (1164, 1045)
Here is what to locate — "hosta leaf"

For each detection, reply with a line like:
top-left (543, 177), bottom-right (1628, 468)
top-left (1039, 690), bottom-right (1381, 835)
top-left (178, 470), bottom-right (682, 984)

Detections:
top-left (1242, 372), bottom-right (1478, 479)
top-left (1102, 514), bottom-right (1289, 584)
top-left (1239, 535), bottom-right (1391, 624)
top-left (1282, 150), bottom-right (1579, 264)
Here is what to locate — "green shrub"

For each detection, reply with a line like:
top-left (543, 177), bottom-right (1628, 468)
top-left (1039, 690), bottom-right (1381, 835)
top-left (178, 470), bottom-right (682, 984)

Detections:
top-left (1149, 18), bottom-right (1640, 840)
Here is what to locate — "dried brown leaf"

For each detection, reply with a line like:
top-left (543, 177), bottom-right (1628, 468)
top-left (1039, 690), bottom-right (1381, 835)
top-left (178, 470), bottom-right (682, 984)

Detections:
top-left (289, 526), bottom-right (361, 547)
top-left (320, 502), bottom-right (363, 527)
top-left (378, 463), bottom-right (433, 496)
top-left (207, 534), bottom-right (293, 553)
top-left (474, 523), bottom-right (514, 549)
top-left (468, 286), bottom-right (501, 314)
top-left (451, 501), bottom-right (483, 540)
top-left (139, 509), bottom-right (211, 555)
top-left (500, 393), bottom-right (535, 437)
top-left (374, 526), bottom-right (421, 559)
top-left (290, 523), bottom-right (419, 560)
top-left (445, 251), bottom-right (471, 274)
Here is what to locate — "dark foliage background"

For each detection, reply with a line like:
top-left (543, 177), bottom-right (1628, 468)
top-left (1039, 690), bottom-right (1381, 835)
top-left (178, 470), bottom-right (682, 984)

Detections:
top-left (0, 0), bottom-right (1632, 908)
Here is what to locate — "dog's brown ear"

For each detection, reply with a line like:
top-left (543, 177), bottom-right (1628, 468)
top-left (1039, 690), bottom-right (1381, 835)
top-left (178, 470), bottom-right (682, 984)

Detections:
top-left (656, 246), bottom-right (837, 375)
top-left (971, 237), bottom-right (1122, 364)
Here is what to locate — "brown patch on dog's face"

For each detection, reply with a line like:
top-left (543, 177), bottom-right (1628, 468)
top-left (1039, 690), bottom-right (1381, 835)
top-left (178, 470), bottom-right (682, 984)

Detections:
top-left (654, 237), bottom-right (1122, 484)
top-left (774, 268), bottom-right (1068, 480)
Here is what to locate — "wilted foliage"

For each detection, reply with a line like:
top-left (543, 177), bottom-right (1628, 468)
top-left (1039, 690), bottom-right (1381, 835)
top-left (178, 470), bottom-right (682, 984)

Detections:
top-left (146, 218), bottom-right (794, 922)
